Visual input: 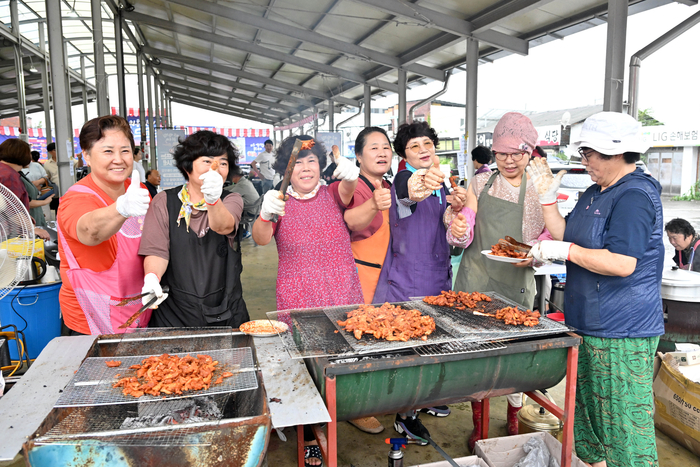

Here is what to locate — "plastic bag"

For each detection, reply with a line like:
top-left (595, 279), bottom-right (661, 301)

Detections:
top-left (512, 436), bottom-right (560, 467)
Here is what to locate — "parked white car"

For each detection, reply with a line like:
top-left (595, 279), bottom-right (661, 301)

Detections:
top-left (549, 162), bottom-right (593, 217)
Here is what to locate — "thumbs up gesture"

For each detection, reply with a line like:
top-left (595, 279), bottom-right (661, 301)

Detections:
top-left (423, 154), bottom-right (445, 192)
top-left (451, 213), bottom-right (469, 239)
top-left (116, 169), bottom-right (151, 218)
top-left (371, 179), bottom-right (392, 211)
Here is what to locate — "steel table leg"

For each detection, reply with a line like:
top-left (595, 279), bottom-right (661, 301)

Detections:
top-left (481, 398), bottom-right (490, 440)
top-left (297, 425), bottom-right (304, 467)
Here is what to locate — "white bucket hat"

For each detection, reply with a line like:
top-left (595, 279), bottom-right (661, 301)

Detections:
top-left (573, 111), bottom-right (649, 155)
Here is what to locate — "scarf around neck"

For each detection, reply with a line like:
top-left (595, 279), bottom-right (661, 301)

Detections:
top-left (177, 184), bottom-right (208, 232)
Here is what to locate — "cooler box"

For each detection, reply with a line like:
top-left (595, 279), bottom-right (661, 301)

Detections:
top-left (0, 282), bottom-right (62, 360)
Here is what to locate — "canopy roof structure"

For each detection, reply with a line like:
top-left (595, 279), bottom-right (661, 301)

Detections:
top-left (0, 0), bottom-right (692, 128)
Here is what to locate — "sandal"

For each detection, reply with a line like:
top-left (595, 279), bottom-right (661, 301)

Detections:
top-left (304, 444), bottom-right (324, 467)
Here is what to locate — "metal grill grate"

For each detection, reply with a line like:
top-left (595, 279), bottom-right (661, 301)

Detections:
top-left (35, 394), bottom-right (231, 446)
top-left (414, 340), bottom-right (508, 357)
top-left (323, 301), bottom-right (462, 354)
top-left (55, 348), bottom-right (257, 407)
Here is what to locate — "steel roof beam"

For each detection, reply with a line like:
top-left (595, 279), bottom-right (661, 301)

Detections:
top-left (165, 87), bottom-right (290, 120)
top-left (123, 11), bottom-right (399, 93)
top-left (161, 75), bottom-right (303, 114)
top-left (162, 0), bottom-right (444, 82)
top-left (168, 92), bottom-right (275, 125)
top-left (469, 0), bottom-right (556, 34)
top-left (170, 97), bottom-right (276, 126)
top-left (141, 47), bottom-right (359, 107)
top-left (155, 61), bottom-right (317, 108)
top-left (350, 0), bottom-right (528, 55)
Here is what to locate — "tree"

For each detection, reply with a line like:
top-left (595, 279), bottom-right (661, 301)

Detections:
top-left (638, 108), bottom-right (663, 126)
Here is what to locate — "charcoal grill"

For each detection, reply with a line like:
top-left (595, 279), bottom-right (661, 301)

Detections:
top-left (23, 329), bottom-right (271, 467)
top-left (269, 295), bottom-right (580, 467)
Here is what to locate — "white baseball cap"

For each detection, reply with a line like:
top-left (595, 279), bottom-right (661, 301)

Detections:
top-left (573, 111), bottom-right (649, 155)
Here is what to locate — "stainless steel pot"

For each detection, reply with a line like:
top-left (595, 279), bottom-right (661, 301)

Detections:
top-left (550, 282), bottom-right (565, 312)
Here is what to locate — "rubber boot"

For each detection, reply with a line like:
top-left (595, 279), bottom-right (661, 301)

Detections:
top-left (467, 400), bottom-right (483, 451)
top-left (507, 402), bottom-right (521, 436)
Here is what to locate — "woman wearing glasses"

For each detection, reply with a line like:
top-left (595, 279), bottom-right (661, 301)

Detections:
top-left (452, 112), bottom-right (551, 449)
top-left (528, 112), bottom-right (663, 467)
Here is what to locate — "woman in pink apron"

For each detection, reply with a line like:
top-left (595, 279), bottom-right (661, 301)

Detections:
top-left (57, 115), bottom-right (152, 335)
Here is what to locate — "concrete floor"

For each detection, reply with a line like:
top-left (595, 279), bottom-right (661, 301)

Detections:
top-left (238, 210), bottom-right (700, 466)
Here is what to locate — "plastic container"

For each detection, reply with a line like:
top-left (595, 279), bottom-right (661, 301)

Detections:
top-left (0, 282), bottom-right (62, 360)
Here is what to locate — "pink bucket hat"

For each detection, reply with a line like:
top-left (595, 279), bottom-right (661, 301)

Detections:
top-left (492, 112), bottom-right (538, 155)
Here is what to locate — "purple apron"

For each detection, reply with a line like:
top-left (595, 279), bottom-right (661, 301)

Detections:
top-left (372, 181), bottom-right (451, 303)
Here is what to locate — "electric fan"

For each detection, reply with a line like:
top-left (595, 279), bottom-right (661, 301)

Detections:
top-left (0, 183), bottom-right (35, 300)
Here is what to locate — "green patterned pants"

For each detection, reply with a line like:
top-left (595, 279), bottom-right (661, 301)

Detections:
top-left (574, 335), bottom-right (659, 467)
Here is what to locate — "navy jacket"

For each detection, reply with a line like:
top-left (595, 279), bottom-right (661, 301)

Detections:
top-left (563, 169), bottom-right (664, 338)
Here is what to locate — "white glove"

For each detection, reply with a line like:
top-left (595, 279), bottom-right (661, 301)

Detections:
top-left (199, 168), bottom-right (224, 205)
top-left (260, 190), bottom-right (286, 221)
top-left (142, 272), bottom-right (168, 308)
top-left (526, 158), bottom-right (566, 205)
top-left (332, 155), bottom-right (360, 182)
top-left (116, 170), bottom-right (151, 218)
top-left (529, 240), bottom-right (573, 264)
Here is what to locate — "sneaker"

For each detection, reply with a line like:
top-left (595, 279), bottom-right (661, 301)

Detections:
top-left (419, 405), bottom-right (451, 417)
top-left (348, 416), bottom-right (384, 434)
top-left (394, 414), bottom-right (430, 445)
top-left (242, 230), bottom-right (252, 239)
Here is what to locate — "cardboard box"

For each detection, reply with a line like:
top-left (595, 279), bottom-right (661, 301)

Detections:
top-left (410, 456), bottom-right (488, 467)
top-left (668, 351), bottom-right (700, 366)
top-left (474, 432), bottom-right (586, 467)
top-left (654, 353), bottom-right (700, 456)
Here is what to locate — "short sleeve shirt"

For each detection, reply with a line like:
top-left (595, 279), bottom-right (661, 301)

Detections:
top-left (57, 174), bottom-right (144, 334)
top-left (138, 190), bottom-right (244, 260)
top-left (346, 178), bottom-right (391, 242)
top-left (0, 162), bottom-right (29, 210)
top-left (254, 151), bottom-right (276, 181)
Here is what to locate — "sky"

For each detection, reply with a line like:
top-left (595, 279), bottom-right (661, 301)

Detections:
top-left (28, 2), bottom-right (700, 131)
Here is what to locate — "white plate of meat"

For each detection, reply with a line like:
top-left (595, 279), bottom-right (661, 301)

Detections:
top-left (239, 320), bottom-right (289, 337)
top-left (481, 250), bottom-right (529, 264)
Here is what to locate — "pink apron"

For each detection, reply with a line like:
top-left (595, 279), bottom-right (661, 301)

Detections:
top-left (57, 185), bottom-right (150, 334)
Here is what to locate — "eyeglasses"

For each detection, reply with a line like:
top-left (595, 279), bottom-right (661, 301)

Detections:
top-left (494, 152), bottom-right (525, 162)
top-left (577, 148), bottom-right (596, 162)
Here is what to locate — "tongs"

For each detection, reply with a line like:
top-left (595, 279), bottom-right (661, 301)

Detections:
top-left (115, 286), bottom-right (170, 306)
top-left (498, 236), bottom-right (532, 254)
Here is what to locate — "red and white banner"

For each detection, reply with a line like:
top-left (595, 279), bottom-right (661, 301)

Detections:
top-left (274, 113), bottom-right (318, 132)
top-left (173, 126), bottom-right (270, 138)
top-left (0, 127), bottom-right (45, 137)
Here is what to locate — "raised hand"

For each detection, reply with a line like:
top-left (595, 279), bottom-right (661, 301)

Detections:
top-left (116, 169), bottom-right (151, 218)
top-left (423, 154), bottom-right (445, 191)
top-left (372, 179), bottom-right (391, 211)
top-left (526, 158), bottom-right (566, 205)
top-left (199, 165), bottom-right (224, 205)
top-left (333, 155), bottom-right (360, 182)
top-left (451, 213), bottom-right (469, 238)
top-left (450, 186), bottom-right (467, 211)
top-left (260, 190), bottom-right (287, 220)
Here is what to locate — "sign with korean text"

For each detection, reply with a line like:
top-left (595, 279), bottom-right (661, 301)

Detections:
top-left (642, 126), bottom-right (700, 147)
top-left (156, 129), bottom-right (187, 189)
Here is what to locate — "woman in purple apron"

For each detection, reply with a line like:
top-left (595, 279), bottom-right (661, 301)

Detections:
top-left (373, 121), bottom-right (469, 445)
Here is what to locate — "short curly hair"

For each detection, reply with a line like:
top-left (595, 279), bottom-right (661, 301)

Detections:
top-left (272, 135), bottom-right (327, 175)
top-left (393, 121), bottom-right (439, 160)
top-left (665, 218), bottom-right (696, 238)
top-left (471, 145), bottom-right (492, 165)
top-left (173, 130), bottom-right (239, 181)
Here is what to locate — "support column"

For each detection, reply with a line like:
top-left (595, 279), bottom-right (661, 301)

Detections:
top-left (146, 67), bottom-right (157, 169)
top-left (465, 38), bottom-right (479, 184)
top-left (10, 0), bottom-right (27, 135)
top-left (161, 90), bottom-right (167, 127)
top-left (364, 85), bottom-right (371, 128)
top-left (91, 0), bottom-right (108, 115)
top-left (137, 52), bottom-right (146, 150)
top-left (328, 99), bottom-right (334, 133)
top-left (114, 8), bottom-right (126, 117)
top-left (313, 106), bottom-right (318, 138)
top-left (603, 0), bottom-right (628, 112)
top-left (168, 97), bottom-right (173, 128)
top-left (154, 76), bottom-right (161, 129)
top-left (81, 56), bottom-right (89, 123)
top-left (398, 68), bottom-right (407, 128)
top-left (38, 21), bottom-right (52, 144)
top-left (46, 0), bottom-right (74, 195)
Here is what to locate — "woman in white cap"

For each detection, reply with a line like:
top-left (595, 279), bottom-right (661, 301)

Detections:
top-left (528, 111), bottom-right (663, 467)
